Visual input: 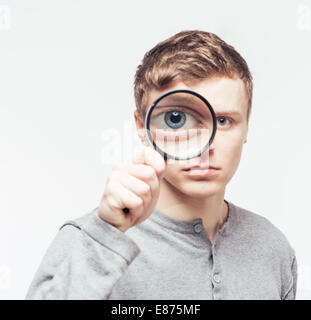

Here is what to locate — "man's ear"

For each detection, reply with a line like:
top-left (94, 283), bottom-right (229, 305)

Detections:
top-left (134, 110), bottom-right (149, 146)
top-left (243, 124), bottom-right (248, 144)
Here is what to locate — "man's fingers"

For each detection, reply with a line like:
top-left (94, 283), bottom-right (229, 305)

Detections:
top-left (116, 164), bottom-right (159, 193)
top-left (106, 182), bottom-right (143, 211)
top-left (132, 147), bottom-right (166, 178)
top-left (117, 172), bottom-right (153, 200)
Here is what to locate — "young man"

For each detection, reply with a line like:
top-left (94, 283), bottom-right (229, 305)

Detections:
top-left (26, 30), bottom-right (297, 300)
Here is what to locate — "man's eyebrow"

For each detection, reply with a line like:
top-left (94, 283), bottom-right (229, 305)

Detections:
top-left (214, 109), bottom-right (243, 117)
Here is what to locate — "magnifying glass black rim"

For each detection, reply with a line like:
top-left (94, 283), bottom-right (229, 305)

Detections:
top-left (144, 89), bottom-right (217, 160)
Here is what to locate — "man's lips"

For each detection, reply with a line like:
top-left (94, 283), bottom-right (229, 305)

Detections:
top-left (183, 165), bottom-right (220, 171)
top-left (182, 166), bottom-right (220, 177)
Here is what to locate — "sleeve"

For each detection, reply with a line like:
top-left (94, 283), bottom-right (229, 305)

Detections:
top-left (282, 254), bottom-right (298, 300)
top-left (25, 208), bottom-right (140, 300)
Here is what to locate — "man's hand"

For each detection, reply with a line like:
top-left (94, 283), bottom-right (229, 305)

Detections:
top-left (98, 147), bottom-right (166, 232)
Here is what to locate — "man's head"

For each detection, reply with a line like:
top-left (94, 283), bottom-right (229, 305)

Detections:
top-left (133, 30), bottom-right (252, 199)
top-left (134, 30), bottom-right (252, 121)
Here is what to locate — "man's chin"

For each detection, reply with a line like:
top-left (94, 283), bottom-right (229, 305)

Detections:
top-left (175, 180), bottom-right (223, 199)
top-left (162, 175), bottom-right (224, 198)
top-left (183, 189), bottom-right (219, 199)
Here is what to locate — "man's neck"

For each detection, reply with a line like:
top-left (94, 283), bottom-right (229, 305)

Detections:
top-left (156, 178), bottom-right (229, 244)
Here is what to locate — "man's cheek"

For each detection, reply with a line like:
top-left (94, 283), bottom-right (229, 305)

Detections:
top-left (225, 148), bottom-right (243, 175)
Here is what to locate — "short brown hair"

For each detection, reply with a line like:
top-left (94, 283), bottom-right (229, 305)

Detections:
top-left (134, 30), bottom-right (253, 121)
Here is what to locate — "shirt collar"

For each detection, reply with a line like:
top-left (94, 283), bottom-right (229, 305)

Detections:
top-left (150, 199), bottom-right (236, 236)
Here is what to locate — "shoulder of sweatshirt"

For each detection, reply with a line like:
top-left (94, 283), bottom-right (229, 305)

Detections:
top-left (230, 201), bottom-right (296, 260)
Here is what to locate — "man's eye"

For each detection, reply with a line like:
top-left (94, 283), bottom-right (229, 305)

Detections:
top-left (217, 117), bottom-right (231, 127)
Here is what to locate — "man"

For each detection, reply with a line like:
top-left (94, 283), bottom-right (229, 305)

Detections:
top-left (26, 30), bottom-right (297, 300)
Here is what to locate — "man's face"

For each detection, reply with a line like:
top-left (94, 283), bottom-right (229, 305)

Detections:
top-left (135, 76), bottom-right (249, 199)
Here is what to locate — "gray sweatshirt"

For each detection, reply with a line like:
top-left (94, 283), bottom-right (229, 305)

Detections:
top-left (25, 200), bottom-right (297, 300)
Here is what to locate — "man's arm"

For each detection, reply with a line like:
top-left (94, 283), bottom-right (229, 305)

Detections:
top-left (25, 209), bottom-right (140, 300)
top-left (26, 147), bottom-right (165, 300)
top-left (282, 254), bottom-right (298, 300)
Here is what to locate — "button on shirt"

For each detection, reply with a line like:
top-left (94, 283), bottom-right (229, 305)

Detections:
top-left (194, 223), bottom-right (203, 233)
top-left (213, 273), bottom-right (221, 284)
top-left (26, 200), bottom-right (297, 300)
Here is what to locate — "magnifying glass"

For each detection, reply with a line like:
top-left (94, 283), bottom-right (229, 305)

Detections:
top-left (122, 89), bottom-right (217, 214)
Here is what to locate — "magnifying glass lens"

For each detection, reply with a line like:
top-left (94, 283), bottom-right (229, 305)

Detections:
top-left (147, 91), bottom-right (215, 160)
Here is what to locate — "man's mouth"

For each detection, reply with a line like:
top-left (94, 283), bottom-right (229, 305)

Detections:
top-left (182, 166), bottom-right (220, 177)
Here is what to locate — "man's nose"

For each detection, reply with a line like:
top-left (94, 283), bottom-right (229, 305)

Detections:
top-left (207, 139), bottom-right (215, 153)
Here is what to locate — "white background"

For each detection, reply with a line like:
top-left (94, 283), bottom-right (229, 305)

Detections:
top-left (0, 0), bottom-right (310, 299)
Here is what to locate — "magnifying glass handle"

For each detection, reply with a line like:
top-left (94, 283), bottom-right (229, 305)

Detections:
top-left (122, 208), bottom-right (130, 214)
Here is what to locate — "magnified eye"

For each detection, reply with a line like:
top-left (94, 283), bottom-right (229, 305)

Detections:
top-left (164, 111), bottom-right (186, 129)
top-left (146, 90), bottom-right (217, 160)
top-left (151, 108), bottom-right (199, 131)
